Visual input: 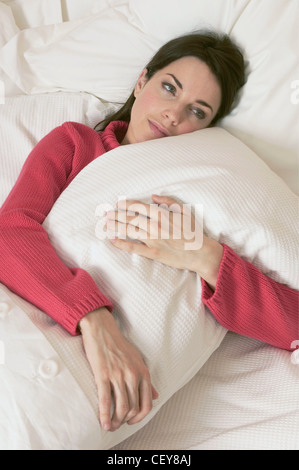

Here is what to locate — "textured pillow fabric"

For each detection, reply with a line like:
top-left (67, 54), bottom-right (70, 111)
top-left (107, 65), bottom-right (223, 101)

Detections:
top-left (42, 127), bottom-right (298, 447)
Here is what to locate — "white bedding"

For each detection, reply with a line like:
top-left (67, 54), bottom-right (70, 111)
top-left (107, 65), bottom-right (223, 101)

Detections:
top-left (0, 0), bottom-right (298, 451)
top-left (43, 126), bottom-right (298, 450)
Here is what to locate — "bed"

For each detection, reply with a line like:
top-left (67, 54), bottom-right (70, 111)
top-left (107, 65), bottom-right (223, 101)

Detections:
top-left (0, 0), bottom-right (298, 451)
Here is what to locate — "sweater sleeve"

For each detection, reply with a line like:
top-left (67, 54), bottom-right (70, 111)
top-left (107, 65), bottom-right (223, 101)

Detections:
top-left (201, 244), bottom-right (299, 351)
top-left (0, 123), bottom-right (113, 335)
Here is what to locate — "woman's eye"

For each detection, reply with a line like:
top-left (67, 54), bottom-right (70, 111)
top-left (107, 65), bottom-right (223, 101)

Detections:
top-left (162, 82), bottom-right (176, 95)
top-left (192, 107), bottom-right (206, 119)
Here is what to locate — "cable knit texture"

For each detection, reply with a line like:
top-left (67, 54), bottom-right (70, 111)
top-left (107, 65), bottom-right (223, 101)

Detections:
top-left (0, 120), bottom-right (298, 347)
top-left (0, 121), bottom-right (128, 334)
top-left (202, 244), bottom-right (298, 350)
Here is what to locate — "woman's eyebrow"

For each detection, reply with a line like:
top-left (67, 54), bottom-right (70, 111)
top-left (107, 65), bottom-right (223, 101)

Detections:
top-left (196, 99), bottom-right (213, 112)
top-left (166, 73), bottom-right (213, 112)
top-left (167, 73), bottom-right (183, 89)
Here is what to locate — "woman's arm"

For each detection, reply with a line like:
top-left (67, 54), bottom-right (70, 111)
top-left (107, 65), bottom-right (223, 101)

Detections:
top-left (106, 194), bottom-right (298, 351)
top-left (198, 243), bottom-right (298, 351)
top-left (0, 122), bottom-right (113, 334)
top-left (0, 122), bottom-right (157, 429)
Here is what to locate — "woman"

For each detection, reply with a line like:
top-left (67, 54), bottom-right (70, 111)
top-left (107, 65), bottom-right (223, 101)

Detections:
top-left (0, 32), bottom-right (297, 434)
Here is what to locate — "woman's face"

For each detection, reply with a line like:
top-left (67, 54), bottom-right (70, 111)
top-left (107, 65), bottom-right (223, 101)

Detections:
top-left (122, 56), bottom-right (222, 145)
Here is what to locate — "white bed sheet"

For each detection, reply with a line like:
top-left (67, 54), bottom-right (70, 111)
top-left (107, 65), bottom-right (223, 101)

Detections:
top-left (114, 333), bottom-right (299, 450)
top-left (1, 90), bottom-right (298, 450)
top-left (0, 0), bottom-right (298, 450)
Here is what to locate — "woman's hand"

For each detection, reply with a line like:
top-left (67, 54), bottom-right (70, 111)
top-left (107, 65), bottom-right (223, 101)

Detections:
top-left (106, 194), bottom-right (224, 290)
top-left (79, 307), bottom-right (158, 432)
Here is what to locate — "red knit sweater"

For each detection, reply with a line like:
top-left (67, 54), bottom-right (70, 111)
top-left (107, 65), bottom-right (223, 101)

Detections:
top-left (0, 121), bottom-right (298, 350)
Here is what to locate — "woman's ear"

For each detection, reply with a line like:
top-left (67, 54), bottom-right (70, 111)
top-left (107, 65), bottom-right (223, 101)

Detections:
top-left (134, 69), bottom-right (148, 97)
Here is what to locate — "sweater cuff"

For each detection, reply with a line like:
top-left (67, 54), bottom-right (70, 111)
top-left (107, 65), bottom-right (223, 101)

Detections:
top-left (201, 243), bottom-right (237, 306)
top-left (63, 291), bottom-right (113, 336)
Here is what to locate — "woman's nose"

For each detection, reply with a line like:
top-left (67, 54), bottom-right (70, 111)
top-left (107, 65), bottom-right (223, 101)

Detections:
top-left (162, 104), bottom-right (184, 126)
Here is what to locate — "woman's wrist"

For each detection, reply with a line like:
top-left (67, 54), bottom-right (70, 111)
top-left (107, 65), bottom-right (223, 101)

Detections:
top-left (78, 307), bottom-right (113, 334)
top-left (191, 236), bottom-right (224, 290)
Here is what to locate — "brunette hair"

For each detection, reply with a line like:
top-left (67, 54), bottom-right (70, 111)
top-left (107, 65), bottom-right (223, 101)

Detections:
top-left (95, 31), bottom-right (246, 131)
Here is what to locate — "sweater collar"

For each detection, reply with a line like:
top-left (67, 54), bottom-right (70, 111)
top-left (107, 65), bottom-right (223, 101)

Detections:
top-left (101, 120), bottom-right (129, 152)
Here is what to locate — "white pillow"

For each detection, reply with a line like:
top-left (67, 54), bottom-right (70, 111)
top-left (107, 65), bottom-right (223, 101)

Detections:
top-left (222, 0), bottom-right (299, 195)
top-left (62, 0), bottom-right (125, 22)
top-left (0, 3), bottom-right (19, 48)
top-left (0, 0), bottom-right (245, 101)
top-left (42, 127), bottom-right (298, 448)
top-left (128, 0), bottom-right (249, 42)
top-left (0, 0), bottom-right (298, 193)
top-left (0, 7), bottom-right (158, 103)
top-left (1, 0), bottom-right (63, 30)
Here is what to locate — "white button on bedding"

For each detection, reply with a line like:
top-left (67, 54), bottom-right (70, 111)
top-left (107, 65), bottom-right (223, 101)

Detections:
top-left (38, 359), bottom-right (59, 379)
top-left (0, 302), bottom-right (9, 318)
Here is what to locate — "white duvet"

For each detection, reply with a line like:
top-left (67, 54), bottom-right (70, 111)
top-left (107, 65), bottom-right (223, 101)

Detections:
top-left (0, 0), bottom-right (298, 451)
top-left (42, 127), bottom-right (297, 448)
top-left (1, 122), bottom-right (297, 450)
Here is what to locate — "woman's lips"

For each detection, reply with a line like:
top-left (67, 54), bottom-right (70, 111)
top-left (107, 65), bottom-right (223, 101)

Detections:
top-left (148, 120), bottom-right (170, 138)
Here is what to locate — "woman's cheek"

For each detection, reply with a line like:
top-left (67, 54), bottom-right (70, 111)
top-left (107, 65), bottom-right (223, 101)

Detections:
top-left (139, 92), bottom-right (158, 112)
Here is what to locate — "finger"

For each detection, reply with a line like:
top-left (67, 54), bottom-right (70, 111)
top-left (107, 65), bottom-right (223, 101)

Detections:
top-left (127, 378), bottom-right (154, 426)
top-left (107, 211), bottom-right (155, 237)
top-left (152, 195), bottom-right (198, 239)
top-left (106, 218), bottom-right (150, 240)
top-left (110, 237), bottom-right (160, 259)
top-left (152, 194), bottom-right (183, 213)
top-left (97, 379), bottom-right (113, 431)
top-left (108, 206), bottom-right (172, 238)
top-left (152, 385), bottom-right (159, 400)
top-left (106, 209), bottom-right (140, 224)
top-left (116, 200), bottom-right (180, 234)
top-left (117, 199), bottom-right (152, 218)
top-left (123, 379), bottom-right (141, 423)
top-left (110, 380), bottom-right (130, 431)
top-left (106, 213), bottom-right (147, 233)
